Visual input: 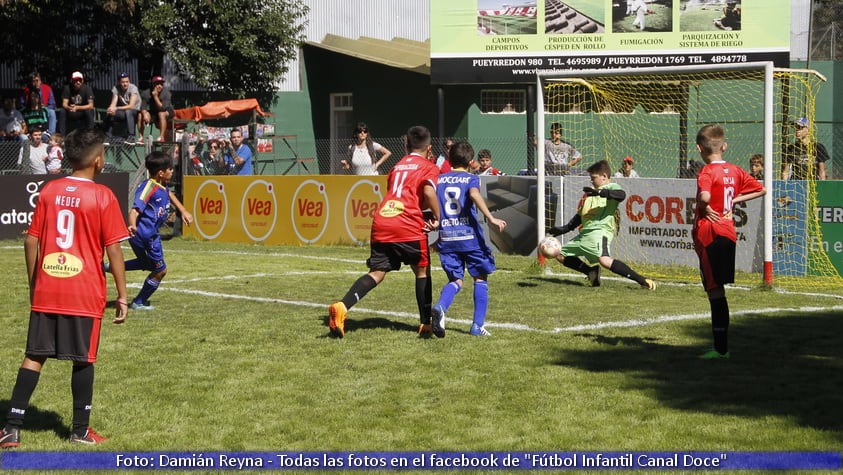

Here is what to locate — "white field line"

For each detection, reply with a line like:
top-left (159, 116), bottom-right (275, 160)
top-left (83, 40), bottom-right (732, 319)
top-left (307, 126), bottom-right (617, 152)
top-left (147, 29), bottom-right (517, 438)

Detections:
top-left (146, 272), bottom-right (843, 334)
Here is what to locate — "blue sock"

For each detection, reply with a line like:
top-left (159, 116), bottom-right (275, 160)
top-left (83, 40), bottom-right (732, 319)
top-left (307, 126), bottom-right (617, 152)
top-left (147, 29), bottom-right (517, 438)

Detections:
top-left (434, 281), bottom-right (461, 312)
top-left (473, 280), bottom-right (489, 327)
top-left (134, 277), bottom-right (160, 304)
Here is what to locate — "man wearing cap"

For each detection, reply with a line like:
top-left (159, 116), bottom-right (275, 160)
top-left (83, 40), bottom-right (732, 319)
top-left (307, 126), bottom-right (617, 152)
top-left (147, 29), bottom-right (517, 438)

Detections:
top-left (104, 73), bottom-right (139, 144)
top-left (57, 71), bottom-right (95, 134)
top-left (149, 76), bottom-right (174, 142)
top-left (782, 117), bottom-right (829, 181)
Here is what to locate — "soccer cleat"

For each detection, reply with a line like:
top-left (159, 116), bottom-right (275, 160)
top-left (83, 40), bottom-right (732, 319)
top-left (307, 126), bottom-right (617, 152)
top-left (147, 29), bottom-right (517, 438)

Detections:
top-left (328, 302), bottom-right (347, 338)
top-left (587, 266), bottom-right (601, 287)
top-left (642, 279), bottom-right (656, 291)
top-left (130, 301), bottom-right (154, 311)
top-left (70, 427), bottom-right (107, 445)
top-left (431, 307), bottom-right (445, 338)
top-left (469, 323), bottom-right (491, 337)
top-left (0, 426), bottom-right (20, 448)
top-left (418, 324), bottom-right (432, 337)
top-left (700, 350), bottom-right (730, 360)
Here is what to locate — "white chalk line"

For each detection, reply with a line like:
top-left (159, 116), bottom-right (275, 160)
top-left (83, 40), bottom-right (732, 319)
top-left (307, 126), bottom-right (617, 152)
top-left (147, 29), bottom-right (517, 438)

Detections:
top-left (144, 272), bottom-right (843, 334)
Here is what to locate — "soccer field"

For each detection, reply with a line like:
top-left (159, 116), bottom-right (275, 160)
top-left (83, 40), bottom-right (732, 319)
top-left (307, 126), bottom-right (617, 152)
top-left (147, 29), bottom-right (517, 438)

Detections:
top-left (1, 238), bottom-right (841, 473)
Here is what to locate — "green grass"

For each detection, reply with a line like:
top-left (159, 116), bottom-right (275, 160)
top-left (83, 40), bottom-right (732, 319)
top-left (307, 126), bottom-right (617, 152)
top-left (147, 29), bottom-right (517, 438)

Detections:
top-left (1, 238), bottom-right (842, 474)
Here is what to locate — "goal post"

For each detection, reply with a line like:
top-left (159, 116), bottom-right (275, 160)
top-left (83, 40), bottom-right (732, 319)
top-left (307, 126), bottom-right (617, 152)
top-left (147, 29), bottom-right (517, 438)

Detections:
top-left (535, 62), bottom-right (838, 288)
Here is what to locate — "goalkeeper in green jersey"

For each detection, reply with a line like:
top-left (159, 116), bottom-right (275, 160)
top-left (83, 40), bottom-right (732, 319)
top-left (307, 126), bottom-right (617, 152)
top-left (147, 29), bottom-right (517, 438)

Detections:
top-left (549, 159), bottom-right (656, 290)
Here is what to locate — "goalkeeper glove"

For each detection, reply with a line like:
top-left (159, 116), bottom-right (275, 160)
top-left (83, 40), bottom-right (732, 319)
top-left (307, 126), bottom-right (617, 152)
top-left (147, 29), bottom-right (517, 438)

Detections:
top-left (549, 225), bottom-right (570, 236)
top-left (583, 186), bottom-right (608, 197)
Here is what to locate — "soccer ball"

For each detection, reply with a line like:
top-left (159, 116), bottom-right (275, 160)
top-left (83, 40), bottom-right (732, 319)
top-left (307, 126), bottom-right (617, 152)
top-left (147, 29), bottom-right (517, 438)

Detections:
top-left (539, 236), bottom-right (562, 258)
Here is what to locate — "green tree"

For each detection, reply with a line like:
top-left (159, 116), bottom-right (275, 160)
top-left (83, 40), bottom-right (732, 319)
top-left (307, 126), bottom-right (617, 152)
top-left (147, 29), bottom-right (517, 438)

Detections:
top-left (0, 0), bottom-right (308, 104)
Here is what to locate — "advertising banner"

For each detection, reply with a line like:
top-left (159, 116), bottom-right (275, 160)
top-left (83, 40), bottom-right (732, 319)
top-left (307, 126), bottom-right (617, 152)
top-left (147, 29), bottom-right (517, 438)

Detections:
top-left (184, 175), bottom-right (386, 245)
top-left (430, 0), bottom-right (790, 84)
top-left (560, 177), bottom-right (763, 272)
top-left (0, 173), bottom-right (130, 240)
top-left (813, 180), bottom-right (843, 276)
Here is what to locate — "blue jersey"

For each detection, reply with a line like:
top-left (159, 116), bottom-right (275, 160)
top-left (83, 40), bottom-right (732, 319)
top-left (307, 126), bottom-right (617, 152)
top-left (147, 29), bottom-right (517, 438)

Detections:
top-left (436, 171), bottom-right (488, 253)
top-left (131, 178), bottom-right (170, 241)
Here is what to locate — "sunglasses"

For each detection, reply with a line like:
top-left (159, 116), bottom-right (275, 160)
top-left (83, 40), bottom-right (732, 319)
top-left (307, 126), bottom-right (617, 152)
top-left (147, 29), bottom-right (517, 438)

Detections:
top-left (356, 129), bottom-right (368, 134)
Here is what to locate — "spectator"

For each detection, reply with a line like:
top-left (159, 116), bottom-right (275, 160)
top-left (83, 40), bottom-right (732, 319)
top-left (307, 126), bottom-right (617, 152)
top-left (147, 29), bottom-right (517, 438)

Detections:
top-left (46, 132), bottom-right (64, 175)
top-left (22, 90), bottom-right (50, 138)
top-left (3, 120), bottom-right (24, 141)
top-left (57, 71), bottom-right (95, 134)
top-left (149, 76), bottom-right (174, 142)
top-left (19, 72), bottom-right (56, 135)
top-left (203, 139), bottom-right (226, 174)
top-left (104, 73), bottom-right (139, 144)
top-left (615, 156), bottom-right (640, 178)
top-left (476, 148), bottom-right (505, 176)
top-left (17, 126), bottom-right (49, 175)
top-left (435, 137), bottom-right (454, 173)
top-left (340, 122), bottom-right (392, 175)
top-left (223, 128), bottom-right (253, 175)
top-left (748, 154), bottom-right (764, 181)
top-left (544, 122), bottom-right (582, 175)
top-left (0, 96), bottom-right (25, 138)
top-left (136, 81), bottom-right (152, 144)
top-left (781, 117), bottom-right (829, 180)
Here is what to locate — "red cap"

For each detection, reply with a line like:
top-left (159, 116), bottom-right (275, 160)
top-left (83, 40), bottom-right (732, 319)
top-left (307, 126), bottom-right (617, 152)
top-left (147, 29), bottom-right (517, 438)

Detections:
top-left (623, 156), bottom-right (634, 164)
top-left (151, 76), bottom-right (165, 85)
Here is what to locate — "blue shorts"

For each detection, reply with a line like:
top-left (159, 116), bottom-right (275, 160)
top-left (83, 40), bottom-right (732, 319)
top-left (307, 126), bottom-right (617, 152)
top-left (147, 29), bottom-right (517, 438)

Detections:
top-left (438, 248), bottom-right (496, 281)
top-left (129, 235), bottom-right (167, 273)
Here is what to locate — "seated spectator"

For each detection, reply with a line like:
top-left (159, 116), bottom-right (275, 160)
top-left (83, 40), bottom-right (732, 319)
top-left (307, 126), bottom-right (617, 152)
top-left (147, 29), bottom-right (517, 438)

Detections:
top-left (19, 72), bottom-right (56, 135)
top-left (22, 91), bottom-right (50, 139)
top-left (149, 76), bottom-right (174, 142)
top-left (17, 126), bottom-right (49, 175)
top-left (104, 72), bottom-right (140, 144)
top-left (57, 71), bottom-right (95, 134)
top-left (136, 81), bottom-right (152, 144)
top-left (476, 148), bottom-right (505, 176)
top-left (0, 96), bottom-right (25, 137)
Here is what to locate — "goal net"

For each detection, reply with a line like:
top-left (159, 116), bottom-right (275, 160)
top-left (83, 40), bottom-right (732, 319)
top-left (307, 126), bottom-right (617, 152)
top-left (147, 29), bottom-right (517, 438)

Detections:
top-left (535, 62), bottom-right (841, 289)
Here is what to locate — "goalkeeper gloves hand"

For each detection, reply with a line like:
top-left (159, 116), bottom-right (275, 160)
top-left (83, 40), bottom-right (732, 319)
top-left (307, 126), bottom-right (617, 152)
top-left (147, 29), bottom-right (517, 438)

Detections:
top-left (583, 186), bottom-right (607, 197)
top-left (549, 225), bottom-right (570, 236)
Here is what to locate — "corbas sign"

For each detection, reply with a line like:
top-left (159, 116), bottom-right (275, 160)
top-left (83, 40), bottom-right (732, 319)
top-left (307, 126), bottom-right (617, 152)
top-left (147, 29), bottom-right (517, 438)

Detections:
top-left (0, 173), bottom-right (130, 240)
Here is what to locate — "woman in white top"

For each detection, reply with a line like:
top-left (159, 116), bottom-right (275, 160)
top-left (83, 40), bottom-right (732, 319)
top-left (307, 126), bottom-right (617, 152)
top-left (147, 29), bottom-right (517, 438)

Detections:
top-left (341, 122), bottom-right (392, 175)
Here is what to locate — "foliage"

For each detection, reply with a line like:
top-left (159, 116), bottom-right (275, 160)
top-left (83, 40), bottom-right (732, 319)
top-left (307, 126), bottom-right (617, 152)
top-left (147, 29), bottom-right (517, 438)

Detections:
top-left (0, 0), bottom-right (308, 104)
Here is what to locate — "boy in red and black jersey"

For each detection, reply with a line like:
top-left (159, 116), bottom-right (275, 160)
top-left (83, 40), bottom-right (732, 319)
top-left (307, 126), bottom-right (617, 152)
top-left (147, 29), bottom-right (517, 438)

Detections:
top-left (692, 124), bottom-right (765, 360)
top-left (328, 125), bottom-right (440, 338)
top-left (1, 128), bottom-right (129, 448)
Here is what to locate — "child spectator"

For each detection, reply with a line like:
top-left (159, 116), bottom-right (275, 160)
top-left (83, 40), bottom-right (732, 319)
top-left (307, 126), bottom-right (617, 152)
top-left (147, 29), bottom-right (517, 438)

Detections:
top-left (693, 125), bottom-right (765, 359)
top-left (748, 154), bottom-right (764, 181)
top-left (430, 141), bottom-right (507, 338)
top-left (549, 159), bottom-right (656, 290)
top-left (0, 128), bottom-right (129, 448)
top-left (476, 148), bottom-right (505, 176)
top-left (328, 125), bottom-right (441, 338)
top-left (615, 156), bottom-right (640, 178)
top-left (46, 132), bottom-right (64, 174)
top-left (112, 151), bottom-right (192, 310)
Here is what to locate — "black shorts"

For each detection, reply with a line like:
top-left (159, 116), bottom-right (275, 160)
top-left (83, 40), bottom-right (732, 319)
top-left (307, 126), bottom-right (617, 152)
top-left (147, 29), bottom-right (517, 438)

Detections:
top-left (698, 236), bottom-right (736, 291)
top-left (367, 239), bottom-right (430, 272)
top-left (25, 312), bottom-right (102, 363)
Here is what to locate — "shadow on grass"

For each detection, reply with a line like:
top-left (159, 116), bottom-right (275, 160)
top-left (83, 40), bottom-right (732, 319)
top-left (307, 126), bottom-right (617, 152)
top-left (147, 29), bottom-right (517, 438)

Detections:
top-left (321, 315), bottom-right (421, 338)
top-left (0, 401), bottom-right (66, 439)
top-left (555, 312), bottom-right (843, 434)
top-left (524, 276), bottom-right (589, 288)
